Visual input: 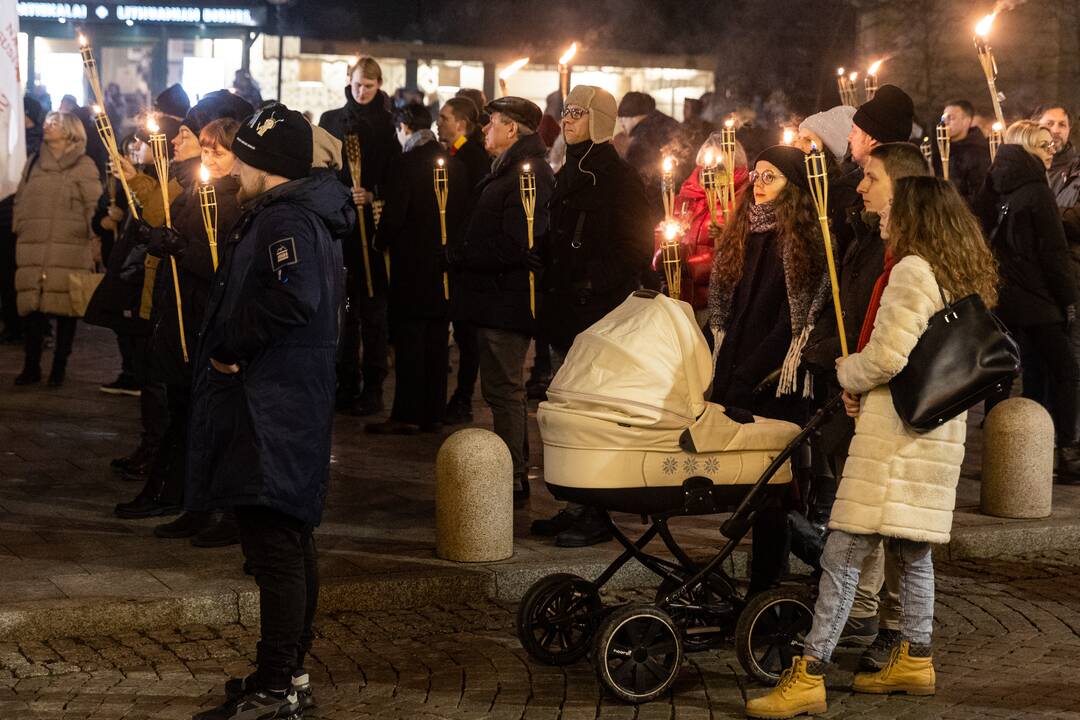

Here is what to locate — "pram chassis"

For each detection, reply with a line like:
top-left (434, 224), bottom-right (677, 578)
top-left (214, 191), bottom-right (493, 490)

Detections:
top-left (517, 395), bottom-right (841, 703)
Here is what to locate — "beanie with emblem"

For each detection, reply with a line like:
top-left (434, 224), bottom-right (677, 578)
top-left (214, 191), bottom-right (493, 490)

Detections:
top-left (564, 85), bottom-right (617, 144)
top-left (233, 103), bottom-right (313, 180)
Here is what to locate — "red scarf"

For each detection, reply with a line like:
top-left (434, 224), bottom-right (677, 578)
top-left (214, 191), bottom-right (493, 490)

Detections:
top-left (857, 250), bottom-right (897, 352)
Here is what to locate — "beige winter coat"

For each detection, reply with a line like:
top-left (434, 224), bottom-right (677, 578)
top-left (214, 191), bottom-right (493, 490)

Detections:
top-left (13, 140), bottom-right (102, 317)
top-left (829, 255), bottom-right (968, 544)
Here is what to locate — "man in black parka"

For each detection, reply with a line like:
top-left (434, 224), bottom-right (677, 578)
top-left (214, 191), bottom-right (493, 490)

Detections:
top-left (532, 85), bottom-right (653, 546)
top-left (448, 97), bottom-right (553, 505)
top-left (188, 104), bottom-right (350, 720)
top-left (318, 56), bottom-right (399, 415)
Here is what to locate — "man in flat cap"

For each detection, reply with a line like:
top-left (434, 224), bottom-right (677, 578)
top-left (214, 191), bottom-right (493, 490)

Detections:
top-left (447, 97), bottom-right (554, 506)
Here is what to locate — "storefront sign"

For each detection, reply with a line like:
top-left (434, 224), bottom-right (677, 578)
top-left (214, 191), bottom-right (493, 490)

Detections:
top-left (17, 2), bottom-right (263, 26)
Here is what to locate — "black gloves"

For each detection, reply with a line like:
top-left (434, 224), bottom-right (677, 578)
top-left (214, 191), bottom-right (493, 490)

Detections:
top-left (524, 249), bottom-right (544, 273)
top-left (139, 221), bottom-right (186, 258)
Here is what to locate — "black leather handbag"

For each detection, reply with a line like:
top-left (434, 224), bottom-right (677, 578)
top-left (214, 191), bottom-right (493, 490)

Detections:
top-left (890, 291), bottom-right (1020, 432)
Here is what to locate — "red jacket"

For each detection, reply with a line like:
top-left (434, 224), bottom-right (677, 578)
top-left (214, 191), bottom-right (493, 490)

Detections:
top-left (653, 165), bottom-right (750, 309)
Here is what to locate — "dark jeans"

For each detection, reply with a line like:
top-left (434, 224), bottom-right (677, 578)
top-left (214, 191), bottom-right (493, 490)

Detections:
top-left (145, 382), bottom-right (189, 505)
top-left (477, 326), bottom-right (531, 481)
top-left (116, 333), bottom-right (137, 380)
top-left (23, 313), bottom-right (76, 373)
top-left (338, 276), bottom-right (389, 400)
top-left (391, 316), bottom-right (449, 426)
top-left (449, 321), bottom-right (479, 404)
top-left (236, 505), bottom-right (319, 691)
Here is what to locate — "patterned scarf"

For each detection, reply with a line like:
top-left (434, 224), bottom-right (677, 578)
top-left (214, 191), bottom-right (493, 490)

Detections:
top-left (708, 202), bottom-right (831, 397)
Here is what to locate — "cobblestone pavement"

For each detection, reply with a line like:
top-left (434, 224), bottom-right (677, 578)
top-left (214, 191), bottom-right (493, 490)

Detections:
top-left (3, 551), bottom-right (1080, 719)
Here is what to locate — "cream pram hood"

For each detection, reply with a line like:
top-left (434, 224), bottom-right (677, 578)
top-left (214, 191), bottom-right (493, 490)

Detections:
top-left (540, 292), bottom-right (800, 458)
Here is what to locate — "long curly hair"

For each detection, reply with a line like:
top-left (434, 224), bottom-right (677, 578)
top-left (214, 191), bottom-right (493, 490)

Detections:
top-left (888, 176), bottom-right (999, 308)
top-left (712, 180), bottom-right (826, 300)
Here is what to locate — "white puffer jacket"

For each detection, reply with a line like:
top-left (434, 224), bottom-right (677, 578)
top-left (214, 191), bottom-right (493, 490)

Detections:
top-left (830, 255), bottom-right (968, 544)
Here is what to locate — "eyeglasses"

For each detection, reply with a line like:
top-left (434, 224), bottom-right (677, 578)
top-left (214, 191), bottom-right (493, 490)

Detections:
top-left (749, 169), bottom-right (782, 186)
top-left (561, 106), bottom-right (590, 120)
top-left (1037, 140), bottom-right (1057, 152)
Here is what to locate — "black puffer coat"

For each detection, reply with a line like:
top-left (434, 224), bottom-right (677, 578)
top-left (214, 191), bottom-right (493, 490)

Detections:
top-left (318, 88), bottom-right (400, 293)
top-left (975, 144), bottom-right (1077, 328)
top-left (374, 136), bottom-right (469, 319)
top-left (933, 126), bottom-right (990, 206)
top-left (539, 141), bottom-right (653, 352)
top-left (451, 133), bottom-right (554, 335)
top-left (186, 171), bottom-right (352, 527)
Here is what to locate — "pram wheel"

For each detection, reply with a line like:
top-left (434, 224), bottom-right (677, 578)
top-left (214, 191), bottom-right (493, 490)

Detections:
top-left (594, 605), bottom-right (683, 703)
top-left (516, 573), bottom-right (602, 666)
top-left (735, 586), bottom-right (815, 685)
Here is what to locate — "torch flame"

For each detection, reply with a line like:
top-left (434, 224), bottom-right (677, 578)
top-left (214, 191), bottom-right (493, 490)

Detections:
top-left (436, 158), bottom-right (445, 167)
top-left (992, 121), bottom-right (1003, 132)
top-left (782, 128), bottom-right (795, 145)
top-left (664, 221), bottom-right (679, 241)
top-left (837, 67), bottom-right (845, 76)
top-left (523, 162), bottom-right (531, 172)
top-left (200, 164), bottom-right (210, 184)
top-left (91, 104), bottom-right (102, 116)
top-left (975, 13), bottom-right (996, 37)
top-left (558, 42), bottom-right (578, 66)
top-left (78, 34), bottom-right (88, 47)
top-left (724, 117), bottom-right (735, 129)
top-left (662, 156), bottom-right (673, 173)
top-left (703, 150), bottom-right (715, 167)
top-left (849, 71), bottom-right (859, 82)
top-left (499, 57), bottom-right (530, 81)
top-left (867, 59), bottom-right (883, 76)
top-left (147, 117), bottom-right (160, 134)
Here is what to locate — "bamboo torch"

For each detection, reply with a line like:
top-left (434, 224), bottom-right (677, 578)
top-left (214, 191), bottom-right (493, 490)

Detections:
top-left (805, 144), bottom-right (848, 358)
top-left (661, 156), bottom-right (676, 221)
top-left (920, 136), bottom-right (933, 168)
top-left (434, 157), bottom-right (450, 301)
top-left (79, 34), bottom-right (106, 109)
top-left (519, 162), bottom-right (537, 318)
top-left (198, 164), bottom-right (219, 271)
top-left (836, 68), bottom-right (851, 106)
top-left (106, 157), bottom-right (117, 209)
top-left (720, 117), bottom-right (737, 218)
top-left (989, 121), bottom-right (1003, 163)
top-left (92, 106), bottom-right (139, 218)
top-left (974, 13), bottom-right (1007, 127)
top-left (558, 42), bottom-right (578, 102)
top-left (864, 60), bottom-right (882, 102)
top-left (660, 220), bottom-right (682, 301)
top-left (147, 117), bottom-right (189, 364)
top-left (936, 118), bottom-right (951, 181)
top-left (700, 150), bottom-right (720, 229)
top-left (344, 133), bottom-right (375, 298)
top-left (499, 57), bottom-right (529, 97)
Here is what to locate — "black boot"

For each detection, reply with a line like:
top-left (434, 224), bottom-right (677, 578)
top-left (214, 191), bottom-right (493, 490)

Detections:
top-left (15, 319), bottom-right (43, 385)
top-left (191, 511), bottom-right (239, 548)
top-left (153, 511), bottom-right (212, 539)
top-left (47, 359), bottom-right (66, 387)
top-left (444, 394), bottom-right (474, 424)
top-left (111, 440), bottom-right (153, 473)
top-left (114, 480), bottom-right (181, 519)
top-left (14, 366), bottom-right (41, 385)
top-left (1056, 444), bottom-right (1080, 483)
top-left (352, 385), bottom-right (385, 416)
top-left (555, 507), bottom-right (613, 547)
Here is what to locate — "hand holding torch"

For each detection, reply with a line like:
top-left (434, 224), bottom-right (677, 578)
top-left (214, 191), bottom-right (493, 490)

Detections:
top-left (344, 133), bottom-right (375, 298)
top-left (434, 158), bottom-right (450, 301)
top-left (148, 117), bottom-right (189, 364)
top-left (519, 163), bottom-right (538, 318)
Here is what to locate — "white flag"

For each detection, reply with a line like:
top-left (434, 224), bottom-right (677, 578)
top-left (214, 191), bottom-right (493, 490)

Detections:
top-left (0, 5), bottom-right (26, 200)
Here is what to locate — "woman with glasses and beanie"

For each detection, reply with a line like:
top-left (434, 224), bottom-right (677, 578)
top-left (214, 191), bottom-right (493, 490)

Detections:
top-left (746, 176), bottom-right (998, 719)
top-left (13, 111), bottom-right (102, 386)
top-left (707, 144), bottom-right (830, 596)
top-left (975, 120), bottom-right (1080, 478)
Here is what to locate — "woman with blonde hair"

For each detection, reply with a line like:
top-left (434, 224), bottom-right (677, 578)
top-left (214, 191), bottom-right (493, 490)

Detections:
top-left (975, 119), bottom-right (1079, 476)
top-left (13, 111), bottom-right (102, 386)
top-left (747, 177), bottom-right (999, 718)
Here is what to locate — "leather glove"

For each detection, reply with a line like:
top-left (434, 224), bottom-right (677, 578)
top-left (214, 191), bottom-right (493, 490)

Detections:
top-left (525, 249), bottom-right (544, 273)
top-left (146, 225), bottom-right (186, 258)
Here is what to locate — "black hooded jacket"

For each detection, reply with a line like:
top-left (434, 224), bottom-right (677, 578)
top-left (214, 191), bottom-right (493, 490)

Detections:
top-left (318, 87), bottom-right (400, 292)
top-left (186, 171), bottom-right (352, 527)
top-left (975, 144), bottom-right (1077, 328)
top-left (933, 126), bottom-right (991, 206)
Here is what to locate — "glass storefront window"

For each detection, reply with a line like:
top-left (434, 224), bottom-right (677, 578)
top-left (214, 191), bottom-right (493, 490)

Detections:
top-left (34, 37), bottom-right (84, 106)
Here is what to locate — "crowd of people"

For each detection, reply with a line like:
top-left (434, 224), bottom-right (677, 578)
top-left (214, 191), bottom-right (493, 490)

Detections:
top-left (0, 51), bottom-right (1078, 719)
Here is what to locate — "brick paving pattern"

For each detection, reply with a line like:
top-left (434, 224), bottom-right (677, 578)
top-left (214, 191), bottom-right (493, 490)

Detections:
top-left (2, 551), bottom-right (1080, 718)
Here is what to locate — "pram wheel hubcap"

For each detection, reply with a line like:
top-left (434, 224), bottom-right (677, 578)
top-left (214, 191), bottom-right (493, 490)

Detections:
top-left (516, 573), bottom-right (602, 666)
top-left (735, 586), bottom-right (815, 685)
top-left (594, 605), bottom-right (683, 704)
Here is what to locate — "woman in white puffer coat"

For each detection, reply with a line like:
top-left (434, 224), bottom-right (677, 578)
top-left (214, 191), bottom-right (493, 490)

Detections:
top-left (747, 177), bottom-right (1000, 719)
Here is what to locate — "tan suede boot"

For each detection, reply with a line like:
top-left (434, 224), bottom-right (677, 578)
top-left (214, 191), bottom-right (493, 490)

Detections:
top-left (745, 656), bottom-right (828, 719)
top-left (852, 640), bottom-right (935, 695)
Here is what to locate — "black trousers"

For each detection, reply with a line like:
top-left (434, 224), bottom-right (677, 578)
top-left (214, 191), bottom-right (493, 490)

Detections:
top-left (152, 382), bottom-right (189, 505)
top-left (236, 505), bottom-right (319, 691)
top-left (449, 321), bottom-right (480, 404)
top-left (390, 316), bottom-right (450, 426)
top-left (0, 197), bottom-right (18, 337)
top-left (116, 333), bottom-right (137, 380)
top-left (23, 313), bottom-right (76, 373)
top-left (338, 274), bottom-right (389, 399)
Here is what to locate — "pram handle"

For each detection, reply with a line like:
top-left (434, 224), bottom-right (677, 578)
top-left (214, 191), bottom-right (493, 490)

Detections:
top-left (719, 393), bottom-right (843, 540)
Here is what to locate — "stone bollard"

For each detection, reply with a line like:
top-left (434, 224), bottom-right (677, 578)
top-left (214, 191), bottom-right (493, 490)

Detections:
top-left (436, 428), bottom-right (514, 562)
top-left (981, 397), bottom-right (1053, 519)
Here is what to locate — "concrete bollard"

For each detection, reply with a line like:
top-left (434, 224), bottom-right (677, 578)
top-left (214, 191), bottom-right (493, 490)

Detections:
top-left (436, 428), bottom-right (514, 562)
top-left (981, 398), bottom-right (1053, 519)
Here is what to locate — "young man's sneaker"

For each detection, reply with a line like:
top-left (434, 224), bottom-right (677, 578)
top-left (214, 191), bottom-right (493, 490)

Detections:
top-left (838, 614), bottom-right (878, 647)
top-left (859, 627), bottom-right (901, 670)
top-left (193, 687), bottom-right (299, 720)
top-left (100, 374), bottom-right (142, 397)
top-left (226, 671), bottom-right (314, 711)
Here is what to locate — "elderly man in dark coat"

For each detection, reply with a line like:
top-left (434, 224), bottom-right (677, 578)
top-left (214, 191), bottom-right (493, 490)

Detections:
top-left (187, 104), bottom-right (350, 720)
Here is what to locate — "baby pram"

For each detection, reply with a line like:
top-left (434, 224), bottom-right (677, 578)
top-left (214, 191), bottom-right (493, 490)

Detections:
top-left (517, 290), bottom-right (841, 703)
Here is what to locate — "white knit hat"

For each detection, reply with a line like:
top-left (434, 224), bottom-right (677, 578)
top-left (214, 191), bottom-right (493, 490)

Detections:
top-left (799, 105), bottom-right (857, 159)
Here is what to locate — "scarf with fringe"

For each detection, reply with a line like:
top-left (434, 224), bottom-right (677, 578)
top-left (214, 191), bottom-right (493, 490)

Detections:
top-left (708, 202), bottom-right (831, 397)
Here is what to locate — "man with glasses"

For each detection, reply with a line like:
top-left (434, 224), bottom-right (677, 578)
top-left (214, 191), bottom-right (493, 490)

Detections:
top-left (446, 97), bottom-right (553, 506)
top-left (530, 85), bottom-right (653, 547)
top-left (1035, 104), bottom-right (1076, 204)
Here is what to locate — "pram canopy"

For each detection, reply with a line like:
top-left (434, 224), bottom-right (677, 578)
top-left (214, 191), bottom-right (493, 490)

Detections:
top-left (539, 292), bottom-right (801, 510)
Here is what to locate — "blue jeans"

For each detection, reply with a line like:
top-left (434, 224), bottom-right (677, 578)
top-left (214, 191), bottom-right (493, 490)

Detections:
top-left (803, 530), bottom-right (934, 662)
